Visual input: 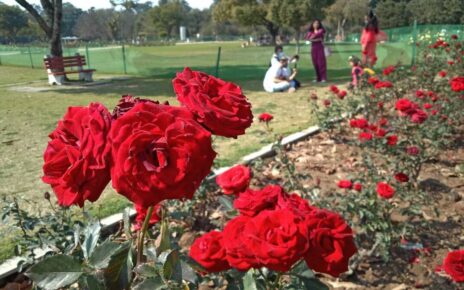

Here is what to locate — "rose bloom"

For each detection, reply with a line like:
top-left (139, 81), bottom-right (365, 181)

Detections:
top-left (110, 103), bottom-right (216, 208)
top-left (358, 131), bottom-right (373, 142)
top-left (172, 67), bottom-right (253, 138)
top-left (338, 90), bottom-right (347, 99)
top-left (442, 249), bottom-right (464, 282)
top-left (386, 135), bottom-right (398, 146)
top-left (450, 77), bottom-right (464, 92)
top-left (244, 209), bottom-right (309, 272)
top-left (394, 173), bottom-right (409, 183)
top-left (378, 118), bottom-right (388, 126)
top-left (258, 112), bottom-right (273, 123)
top-left (276, 193), bottom-right (315, 217)
top-left (374, 81), bottom-right (393, 89)
top-left (383, 65), bottom-right (395, 76)
top-left (423, 103), bottom-right (433, 109)
top-left (410, 109), bottom-right (428, 124)
top-left (395, 98), bottom-right (418, 114)
top-left (375, 128), bottom-right (387, 138)
top-left (377, 101), bottom-right (384, 109)
top-left (337, 180), bottom-right (353, 189)
top-left (190, 231), bottom-right (231, 272)
top-left (304, 209), bottom-right (357, 277)
top-left (233, 185), bottom-right (285, 217)
top-left (216, 165), bottom-right (251, 195)
top-left (349, 118), bottom-right (369, 129)
top-left (134, 203), bottom-right (162, 231)
top-left (330, 85), bottom-right (340, 94)
top-left (368, 77), bottom-right (379, 85)
top-left (448, 61), bottom-right (455, 66)
top-left (431, 109), bottom-right (438, 116)
top-left (407, 146), bottom-right (420, 156)
top-left (451, 34), bottom-right (458, 40)
top-left (323, 99), bottom-right (331, 107)
top-left (222, 215), bottom-right (256, 270)
top-left (369, 124), bottom-right (378, 131)
top-left (112, 95), bottom-right (161, 120)
top-left (438, 71), bottom-right (447, 78)
top-left (353, 183), bottom-right (362, 192)
top-left (42, 103), bottom-right (112, 207)
top-left (415, 90), bottom-right (425, 99)
top-left (376, 182), bottom-right (395, 199)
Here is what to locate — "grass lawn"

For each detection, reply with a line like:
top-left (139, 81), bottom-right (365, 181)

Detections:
top-left (0, 41), bottom-right (411, 262)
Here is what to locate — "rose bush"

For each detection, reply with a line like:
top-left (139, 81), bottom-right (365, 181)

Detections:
top-left (216, 164), bottom-right (251, 195)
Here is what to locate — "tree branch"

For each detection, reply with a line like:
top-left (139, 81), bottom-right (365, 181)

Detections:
top-left (15, 0), bottom-right (52, 36)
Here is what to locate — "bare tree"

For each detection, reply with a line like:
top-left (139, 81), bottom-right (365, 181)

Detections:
top-left (15, 0), bottom-right (63, 57)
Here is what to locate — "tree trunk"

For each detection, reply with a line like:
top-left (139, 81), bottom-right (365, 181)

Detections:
top-left (50, 0), bottom-right (63, 57)
top-left (265, 21), bottom-right (279, 46)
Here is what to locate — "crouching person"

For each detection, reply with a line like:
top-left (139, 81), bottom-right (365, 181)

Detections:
top-left (263, 57), bottom-right (298, 93)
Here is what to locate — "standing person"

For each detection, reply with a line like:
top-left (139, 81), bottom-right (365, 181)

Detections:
top-left (305, 19), bottom-right (327, 83)
top-left (361, 10), bottom-right (380, 67)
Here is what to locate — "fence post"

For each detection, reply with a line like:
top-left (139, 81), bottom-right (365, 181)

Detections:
top-left (0, 55), bottom-right (2, 65)
top-left (85, 44), bottom-right (91, 68)
top-left (411, 19), bottom-right (418, 66)
top-left (122, 44), bottom-right (127, 74)
top-left (27, 46), bottom-right (34, 68)
top-left (214, 46), bottom-right (222, 77)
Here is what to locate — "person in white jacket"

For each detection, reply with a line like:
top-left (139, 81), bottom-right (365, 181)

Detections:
top-left (263, 56), bottom-right (298, 93)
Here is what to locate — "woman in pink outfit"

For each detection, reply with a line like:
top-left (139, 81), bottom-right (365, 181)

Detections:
top-left (305, 20), bottom-right (327, 82)
top-left (361, 11), bottom-right (379, 67)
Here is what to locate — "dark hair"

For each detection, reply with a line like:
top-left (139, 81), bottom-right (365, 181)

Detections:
top-left (365, 10), bottom-right (379, 33)
top-left (309, 19), bottom-right (324, 33)
top-left (274, 45), bottom-right (283, 53)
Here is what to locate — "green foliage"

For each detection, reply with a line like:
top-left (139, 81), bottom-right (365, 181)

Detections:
top-left (0, 4), bottom-right (29, 41)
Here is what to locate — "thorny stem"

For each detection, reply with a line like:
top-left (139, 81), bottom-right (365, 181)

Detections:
top-left (13, 198), bottom-right (29, 237)
top-left (137, 205), bottom-right (154, 265)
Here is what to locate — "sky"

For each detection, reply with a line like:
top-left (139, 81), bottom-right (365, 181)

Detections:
top-left (2, 0), bottom-right (214, 10)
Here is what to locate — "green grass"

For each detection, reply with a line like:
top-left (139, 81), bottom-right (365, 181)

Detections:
top-left (0, 41), bottom-right (410, 262)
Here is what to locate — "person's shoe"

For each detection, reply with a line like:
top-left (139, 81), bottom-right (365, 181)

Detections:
top-left (321, 80), bottom-right (327, 83)
top-left (312, 80), bottom-right (318, 83)
top-left (288, 87), bottom-right (296, 93)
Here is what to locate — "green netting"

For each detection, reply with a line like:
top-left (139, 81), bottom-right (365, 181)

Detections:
top-left (0, 24), bottom-right (460, 80)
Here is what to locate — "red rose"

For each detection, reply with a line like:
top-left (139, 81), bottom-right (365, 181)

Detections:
top-left (386, 135), bottom-right (398, 146)
top-left (394, 173), bottom-right (409, 183)
top-left (395, 98), bottom-right (418, 114)
top-left (431, 110), bottom-right (438, 116)
top-left (190, 231), bottom-right (231, 272)
top-left (407, 146), bottom-right (420, 156)
top-left (438, 71), bottom-right (447, 78)
top-left (42, 103), bottom-right (112, 207)
top-left (244, 209), bottom-right (309, 272)
top-left (377, 101), bottom-right (384, 109)
top-left (378, 118), bottom-right (388, 126)
top-left (277, 193), bottom-right (315, 217)
top-left (358, 131), bottom-right (373, 142)
top-left (222, 215), bottom-right (256, 270)
top-left (233, 185), bottom-right (285, 217)
top-left (448, 61), bottom-right (455, 66)
top-left (376, 182), bottom-right (395, 199)
top-left (374, 81), bottom-right (393, 89)
top-left (450, 77), bottom-right (464, 92)
top-left (442, 249), bottom-right (464, 282)
top-left (383, 65), bottom-right (395, 76)
top-left (451, 34), bottom-right (458, 40)
top-left (368, 77), bottom-right (379, 85)
top-left (353, 183), bottom-right (362, 192)
top-left (337, 180), bottom-right (353, 189)
top-left (410, 109), bottom-right (428, 124)
top-left (304, 209), bottom-right (357, 277)
top-left (349, 118), bottom-right (368, 129)
top-left (134, 203), bottom-right (162, 231)
top-left (258, 112), bottom-right (273, 123)
top-left (423, 103), bottom-right (433, 109)
top-left (415, 90), bottom-right (425, 99)
top-left (323, 99), bottom-right (331, 107)
top-left (110, 103), bottom-right (216, 208)
top-left (337, 90), bottom-right (347, 99)
top-left (216, 165), bottom-right (251, 195)
top-left (112, 95), bottom-right (161, 120)
top-left (375, 128), bottom-right (387, 137)
top-left (172, 67), bottom-right (253, 138)
top-left (329, 85), bottom-right (340, 94)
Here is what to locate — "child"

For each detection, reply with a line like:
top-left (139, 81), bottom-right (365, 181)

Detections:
top-left (349, 55), bottom-right (363, 88)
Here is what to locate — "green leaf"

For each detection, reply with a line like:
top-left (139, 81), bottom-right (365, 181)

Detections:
top-left (26, 255), bottom-right (83, 290)
top-left (218, 195), bottom-right (234, 210)
top-left (134, 264), bottom-right (158, 278)
top-left (242, 269), bottom-right (257, 290)
top-left (158, 250), bottom-right (181, 281)
top-left (82, 222), bottom-right (101, 260)
top-left (123, 208), bottom-right (132, 239)
top-left (300, 278), bottom-right (329, 290)
top-left (157, 219), bottom-right (170, 254)
top-left (89, 240), bottom-right (122, 269)
top-left (80, 274), bottom-right (104, 290)
top-left (180, 261), bottom-right (197, 284)
top-left (291, 260), bottom-right (315, 280)
top-left (132, 277), bottom-right (165, 290)
top-left (103, 241), bottom-right (133, 290)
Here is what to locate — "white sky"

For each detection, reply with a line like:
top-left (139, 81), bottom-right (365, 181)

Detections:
top-left (2, 0), bottom-right (214, 10)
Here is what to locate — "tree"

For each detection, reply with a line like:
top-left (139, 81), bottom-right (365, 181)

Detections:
top-left (61, 2), bottom-right (83, 37)
top-left (15, 0), bottom-right (63, 57)
top-left (408, 0), bottom-right (464, 24)
top-left (213, 0), bottom-right (281, 45)
top-left (149, 0), bottom-right (190, 38)
top-left (74, 9), bottom-right (119, 41)
top-left (324, 0), bottom-right (369, 41)
top-left (376, 0), bottom-right (411, 29)
top-left (0, 4), bottom-right (28, 42)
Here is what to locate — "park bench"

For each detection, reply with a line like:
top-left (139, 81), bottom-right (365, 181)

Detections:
top-left (43, 53), bottom-right (95, 85)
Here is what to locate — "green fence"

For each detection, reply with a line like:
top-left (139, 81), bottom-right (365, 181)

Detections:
top-left (0, 24), bottom-right (460, 81)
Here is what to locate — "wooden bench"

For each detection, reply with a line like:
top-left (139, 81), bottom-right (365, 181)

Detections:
top-left (43, 53), bottom-right (95, 85)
